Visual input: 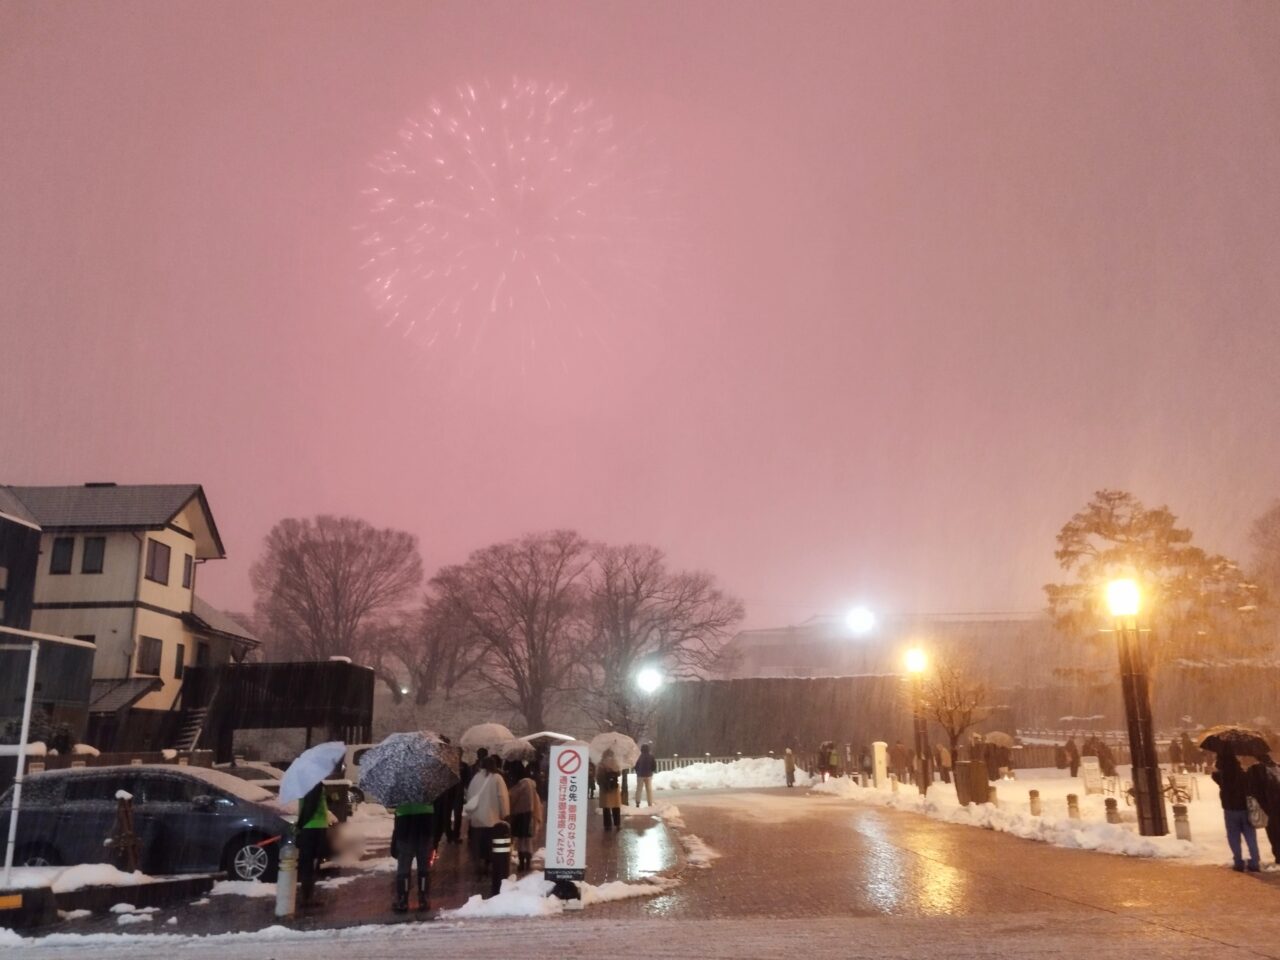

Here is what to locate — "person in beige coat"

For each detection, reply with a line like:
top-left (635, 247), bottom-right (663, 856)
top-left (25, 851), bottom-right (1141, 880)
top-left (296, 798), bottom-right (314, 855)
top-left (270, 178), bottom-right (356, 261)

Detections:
top-left (508, 763), bottom-right (543, 872)
top-left (597, 749), bottom-right (623, 832)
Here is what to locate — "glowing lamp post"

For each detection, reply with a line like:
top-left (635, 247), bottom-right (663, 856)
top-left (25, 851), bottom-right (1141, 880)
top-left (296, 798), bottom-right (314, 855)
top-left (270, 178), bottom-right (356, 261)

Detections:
top-left (1105, 578), bottom-right (1167, 836)
top-left (905, 647), bottom-right (931, 796)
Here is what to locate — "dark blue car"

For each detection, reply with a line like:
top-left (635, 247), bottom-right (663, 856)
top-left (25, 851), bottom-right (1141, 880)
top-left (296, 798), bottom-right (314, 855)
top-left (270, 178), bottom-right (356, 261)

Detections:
top-left (0, 764), bottom-right (296, 881)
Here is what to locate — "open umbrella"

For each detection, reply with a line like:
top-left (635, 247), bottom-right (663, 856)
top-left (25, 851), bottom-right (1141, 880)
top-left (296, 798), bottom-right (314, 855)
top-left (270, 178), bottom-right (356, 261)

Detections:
top-left (459, 723), bottom-right (516, 760)
top-left (357, 731), bottom-right (460, 807)
top-left (589, 732), bottom-right (640, 771)
top-left (499, 738), bottom-right (537, 762)
top-left (279, 741), bottom-right (346, 804)
top-left (984, 731), bottom-right (1014, 748)
top-left (1199, 725), bottom-right (1271, 758)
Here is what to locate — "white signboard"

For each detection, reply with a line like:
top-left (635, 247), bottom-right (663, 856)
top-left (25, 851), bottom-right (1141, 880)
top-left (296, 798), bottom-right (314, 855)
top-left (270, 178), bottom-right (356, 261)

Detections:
top-left (544, 742), bottom-right (589, 881)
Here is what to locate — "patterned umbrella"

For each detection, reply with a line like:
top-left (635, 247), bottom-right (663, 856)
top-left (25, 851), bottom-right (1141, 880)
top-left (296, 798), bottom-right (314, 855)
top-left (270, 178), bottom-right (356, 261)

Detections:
top-left (460, 723), bottom-right (516, 760)
top-left (589, 732), bottom-right (640, 771)
top-left (357, 731), bottom-right (460, 807)
top-left (1199, 725), bottom-right (1271, 758)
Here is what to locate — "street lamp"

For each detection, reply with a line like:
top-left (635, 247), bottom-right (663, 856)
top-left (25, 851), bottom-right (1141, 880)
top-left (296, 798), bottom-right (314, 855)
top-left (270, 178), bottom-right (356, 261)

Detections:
top-left (636, 667), bottom-right (663, 695)
top-left (845, 606), bottom-right (876, 635)
top-left (1105, 578), bottom-right (1167, 837)
top-left (904, 647), bottom-right (931, 796)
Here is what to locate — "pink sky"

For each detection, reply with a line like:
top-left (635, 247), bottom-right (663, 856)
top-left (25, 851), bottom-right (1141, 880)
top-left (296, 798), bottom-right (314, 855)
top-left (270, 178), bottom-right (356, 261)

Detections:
top-left (3, 2), bottom-right (1279, 627)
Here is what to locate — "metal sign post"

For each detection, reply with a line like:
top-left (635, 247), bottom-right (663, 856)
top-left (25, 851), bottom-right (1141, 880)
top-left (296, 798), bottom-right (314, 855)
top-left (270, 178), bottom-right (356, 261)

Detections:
top-left (544, 741), bottom-right (589, 899)
top-left (2, 639), bottom-right (40, 886)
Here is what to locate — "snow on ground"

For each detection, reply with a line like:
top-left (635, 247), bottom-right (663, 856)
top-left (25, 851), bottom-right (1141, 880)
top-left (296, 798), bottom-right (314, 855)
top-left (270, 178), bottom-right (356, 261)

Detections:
top-left (445, 872), bottom-right (679, 919)
top-left (6, 864), bottom-right (153, 893)
top-left (210, 881), bottom-right (276, 898)
top-left (810, 766), bottom-right (1231, 865)
top-left (333, 803), bottom-right (394, 862)
top-left (679, 834), bottom-right (721, 867)
top-left (55, 911), bottom-right (91, 922)
top-left (652, 757), bottom-right (814, 792)
top-left (108, 904), bottom-right (158, 914)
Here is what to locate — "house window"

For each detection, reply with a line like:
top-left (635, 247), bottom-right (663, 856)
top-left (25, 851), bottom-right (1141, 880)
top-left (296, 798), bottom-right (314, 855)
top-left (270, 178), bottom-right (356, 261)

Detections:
top-left (137, 636), bottom-right (163, 676)
top-left (144, 539), bottom-right (171, 585)
top-left (196, 641), bottom-right (211, 667)
top-left (82, 537), bottom-right (106, 574)
top-left (182, 554), bottom-right (194, 589)
top-left (174, 643), bottom-right (185, 680)
top-left (49, 537), bottom-right (74, 575)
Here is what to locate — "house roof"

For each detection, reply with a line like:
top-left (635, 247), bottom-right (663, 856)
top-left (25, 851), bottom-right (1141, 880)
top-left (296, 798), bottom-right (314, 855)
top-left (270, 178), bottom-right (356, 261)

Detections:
top-left (89, 677), bottom-right (163, 714)
top-left (187, 596), bottom-right (260, 649)
top-left (0, 486), bottom-right (40, 530)
top-left (6, 483), bottom-right (225, 559)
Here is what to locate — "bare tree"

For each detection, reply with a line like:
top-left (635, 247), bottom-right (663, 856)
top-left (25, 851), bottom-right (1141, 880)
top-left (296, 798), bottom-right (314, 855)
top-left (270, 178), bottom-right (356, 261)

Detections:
top-left (250, 515), bottom-right (423, 666)
top-left (430, 530), bottom-right (591, 731)
top-left (370, 595), bottom-right (488, 706)
top-left (581, 543), bottom-right (744, 739)
top-left (1250, 500), bottom-right (1280, 599)
top-left (1044, 490), bottom-right (1263, 666)
top-left (919, 649), bottom-right (991, 759)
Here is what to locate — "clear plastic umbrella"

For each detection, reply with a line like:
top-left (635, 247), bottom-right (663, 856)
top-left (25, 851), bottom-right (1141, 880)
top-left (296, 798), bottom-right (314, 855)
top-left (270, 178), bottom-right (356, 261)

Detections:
top-left (499, 738), bottom-right (538, 762)
top-left (460, 723), bottom-right (516, 760)
top-left (357, 731), bottom-right (460, 807)
top-left (589, 732), bottom-right (640, 771)
top-left (279, 741), bottom-right (346, 803)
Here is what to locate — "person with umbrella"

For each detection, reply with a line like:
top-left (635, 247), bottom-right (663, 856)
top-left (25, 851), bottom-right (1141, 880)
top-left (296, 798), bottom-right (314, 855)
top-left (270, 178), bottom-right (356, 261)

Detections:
top-left (1247, 753), bottom-right (1280, 865)
top-left (597, 748), bottom-right (623, 832)
top-left (391, 798), bottom-right (438, 913)
top-left (1204, 726), bottom-right (1270, 871)
top-left (464, 755), bottom-right (510, 879)
top-left (279, 741), bottom-right (346, 907)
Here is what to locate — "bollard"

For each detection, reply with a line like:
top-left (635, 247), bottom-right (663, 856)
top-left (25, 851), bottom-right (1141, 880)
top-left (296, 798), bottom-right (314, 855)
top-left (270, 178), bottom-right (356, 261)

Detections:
top-left (1105, 798), bottom-right (1120, 824)
top-left (890, 774), bottom-right (899, 794)
top-left (1029, 789), bottom-right (1041, 817)
top-left (489, 822), bottom-right (513, 898)
top-left (1173, 804), bottom-right (1192, 841)
top-left (987, 786), bottom-right (998, 806)
top-left (1067, 793), bottom-right (1080, 819)
top-left (275, 838), bottom-right (299, 918)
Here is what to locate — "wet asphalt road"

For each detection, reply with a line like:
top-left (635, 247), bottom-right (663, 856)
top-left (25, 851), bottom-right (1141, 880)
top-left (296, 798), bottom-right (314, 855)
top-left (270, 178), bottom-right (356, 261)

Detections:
top-left (17, 787), bottom-right (1280, 959)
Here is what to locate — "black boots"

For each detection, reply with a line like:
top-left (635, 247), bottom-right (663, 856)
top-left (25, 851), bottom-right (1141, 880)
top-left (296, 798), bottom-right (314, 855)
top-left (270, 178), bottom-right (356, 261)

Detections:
top-left (393, 876), bottom-right (409, 913)
top-left (516, 851), bottom-right (532, 872)
top-left (603, 810), bottom-right (612, 832)
top-left (416, 875), bottom-right (430, 912)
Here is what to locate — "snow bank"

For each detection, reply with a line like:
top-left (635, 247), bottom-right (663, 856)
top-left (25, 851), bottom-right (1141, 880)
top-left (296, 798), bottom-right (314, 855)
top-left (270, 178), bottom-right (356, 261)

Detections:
top-left (6, 864), bottom-right (152, 893)
top-left (653, 757), bottom-right (813, 791)
top-left (210, 880), bottom-right (276, 898)
top-left (679, 834), bottom-right (721, 867)
top-left (810, 767), bottom-right (1228, 865)
top-left (72, 744), bottom-right (100, 757)
top-left (23, 742), bottom-right (46, 757)
top-left (445, 872), bottom-right (678, 919)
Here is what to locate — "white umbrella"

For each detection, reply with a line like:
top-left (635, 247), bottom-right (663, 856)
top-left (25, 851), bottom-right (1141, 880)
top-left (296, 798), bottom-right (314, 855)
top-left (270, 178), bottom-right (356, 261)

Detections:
top-left (499, 738), bottom-right (537, 762)
top-left (279, 741), bottom-right (346, 803)
top-left (460, 723), bottom-right (516, 760)
top-left (589, 732), bottom-right (640, 771)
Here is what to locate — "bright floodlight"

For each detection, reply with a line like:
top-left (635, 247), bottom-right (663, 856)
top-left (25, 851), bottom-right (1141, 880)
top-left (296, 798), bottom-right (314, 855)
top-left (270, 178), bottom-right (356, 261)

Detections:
top-left (904, 647), bottom-right (928, 674)
top-left (636, 668), bottom-right (663, 694)
top-left (845, 606), bottom-right (876, 635)
top-left (1105, 579), bottom-right (1141, 618)
top-left (400, 686), bottom-right (410, 696)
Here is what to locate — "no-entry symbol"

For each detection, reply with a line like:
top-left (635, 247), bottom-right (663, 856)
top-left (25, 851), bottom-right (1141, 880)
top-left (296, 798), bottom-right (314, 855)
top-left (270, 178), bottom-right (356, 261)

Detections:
top-left (557, 750), bottom-right (582, 775)
top-left (546, 742), bottom-right (588, 883)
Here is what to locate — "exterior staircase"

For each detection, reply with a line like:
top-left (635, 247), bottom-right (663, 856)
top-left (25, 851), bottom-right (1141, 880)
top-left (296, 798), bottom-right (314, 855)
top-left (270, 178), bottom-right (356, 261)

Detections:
top-left (174, 707), bottom-right (208, 752)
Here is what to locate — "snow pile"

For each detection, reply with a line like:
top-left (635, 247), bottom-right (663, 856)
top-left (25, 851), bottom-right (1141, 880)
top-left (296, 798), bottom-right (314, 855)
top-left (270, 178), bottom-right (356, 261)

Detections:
top-left (23, 742), bottom-right (46, 757)
top-left (72, 743), bottom-right (100, 756)
top-left (810, 768), bottom-right (1227, 864)
top-left (210, 880), bottom-right (276, 898)
top-left (445, 872), bottom-right (678, 919)
top-left (653, 757), bottom-right (812, 791)
top-left (109, 903), bottom-right (157, 914)
top-left (57, 910), bottom-right (92, 922)
top-left (680, 834), bottom-right (721, 867)
top-left (6, 863), bottom-right (152, 893)
top-left (114, 790), bottom-right (132, 801)
top-left (161, 749), bottom-right (177, 760)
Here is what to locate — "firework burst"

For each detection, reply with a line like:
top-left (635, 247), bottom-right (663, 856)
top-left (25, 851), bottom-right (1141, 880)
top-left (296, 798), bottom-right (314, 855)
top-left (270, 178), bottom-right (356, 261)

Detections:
top-left (361, 79), bottom-right (667, 360)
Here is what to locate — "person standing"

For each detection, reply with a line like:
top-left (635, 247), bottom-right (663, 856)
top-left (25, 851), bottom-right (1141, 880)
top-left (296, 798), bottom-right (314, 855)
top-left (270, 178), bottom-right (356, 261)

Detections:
top-left (1065, 737), bottom-right (1081, 778)
top-left (1213, 751), bottom-right (1261, 872)
top-left (597, 750), bottom-right (623, 832)
top-left (295, 782), bottom-right (329, 906)
top-left (1168, 736), bottom-right (1183, 772)
top-left (935, 743), bottom-right (952, 784)
top-left (508, 762), bottom-right (543, 873)
top-left (634, 744), bottom-right (658, 806)
top-left (784, 747), bottom-right (797, 788)
top-left (1247, 753), bottom-right (1280, 865)
top-left (391, 799), bottom-right (436, 912)
top-left (888, 741), bottom-right (910, 783)
top-left (464, 755), bottom-right (510, 880)
top-left (1179, 732), bottom-right (1200, 772)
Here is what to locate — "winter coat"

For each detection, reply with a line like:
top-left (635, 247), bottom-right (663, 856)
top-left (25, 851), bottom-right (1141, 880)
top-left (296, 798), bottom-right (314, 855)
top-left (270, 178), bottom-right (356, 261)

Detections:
top-left (784, 752), bottom-right (796, 774)
top-left (888, 743), bottom-right (910, 771)
top-left (935, 745), bottom-right (951, 768)
top-left (1212, 759), bottom-right (1250, 811)
top-left (509, 777), bottom-right (542, 818)
top-left (1247, 760), bottom-right (1280, 816)
top-left (464, 770), bottom-right (511, 827)
top-left (597, 767), bottom-right (622, 808)
top-left (1168, 739), bottom-right (1183, 765)
top-left (634, 751), bottom-right (657, 778)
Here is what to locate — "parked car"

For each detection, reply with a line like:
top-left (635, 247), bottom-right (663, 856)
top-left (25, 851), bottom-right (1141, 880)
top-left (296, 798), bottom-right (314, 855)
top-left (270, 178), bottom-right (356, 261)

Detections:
top-left (0, 764), bottom-right (297, 881)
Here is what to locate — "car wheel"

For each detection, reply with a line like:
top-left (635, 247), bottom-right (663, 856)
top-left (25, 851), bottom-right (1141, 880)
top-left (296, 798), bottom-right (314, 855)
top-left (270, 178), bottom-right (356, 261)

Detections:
top-left (224, 837), bottom-right (277, 882)
top-left (18, 845), bottom-right (60, 867)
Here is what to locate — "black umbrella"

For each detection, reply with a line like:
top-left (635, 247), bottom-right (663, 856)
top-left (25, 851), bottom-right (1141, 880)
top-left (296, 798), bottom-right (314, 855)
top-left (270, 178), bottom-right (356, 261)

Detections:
top-left (357, 731), bottom-right (461, 807)
top-left (1198, 725), bottom-right (1271, 758)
